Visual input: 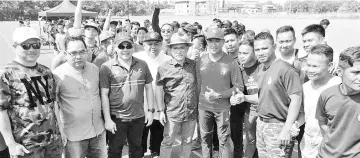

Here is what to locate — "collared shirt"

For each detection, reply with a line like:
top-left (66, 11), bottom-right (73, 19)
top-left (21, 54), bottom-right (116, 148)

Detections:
top-left (99, 57), bottom-right (153, 119)
top-left (0, 61), bottom-right (60, 150)
top-left (133, 51), bottom-right (171, 120)
top-left (197, 53), bottom-right (244, 112)
top-left (156, 58), bottom-right (198, 122)
top-left (316, 85), bottom-right (360, 158)
top-left (257, 59), bottom-right (303, 122)
top-left (53, 62), bottom-right (104, 141)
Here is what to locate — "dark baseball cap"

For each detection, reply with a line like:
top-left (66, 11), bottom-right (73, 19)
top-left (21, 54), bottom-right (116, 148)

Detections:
top-left (144, 32), bottom-right (162, 42)
top-left (205, 27), bottom-right (224, 40)
top-left (183, 24), bottom-right (197, 34)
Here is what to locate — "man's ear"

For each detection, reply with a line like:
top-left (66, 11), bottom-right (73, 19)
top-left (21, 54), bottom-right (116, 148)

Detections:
top-left (328, 62), bottom-right (334, 73)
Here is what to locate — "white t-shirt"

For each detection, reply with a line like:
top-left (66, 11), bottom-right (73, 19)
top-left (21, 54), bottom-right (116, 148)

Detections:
top-left (133, 51), bottom-right (171, 120)
top-left (300, 76), bottom-right (342, 158)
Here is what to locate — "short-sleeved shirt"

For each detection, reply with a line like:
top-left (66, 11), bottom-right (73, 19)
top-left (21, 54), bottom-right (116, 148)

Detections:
top-left (316, 85), bottom-right (360, 158)
top-left (236, 61), bottom-right (262, 111)
top-left (0, 61), bottom-right (60, 150)
top-left (257, 59), bottom-right (303, 122)
top-left (99, 57), bottom-right (153, 119)
top-left (197, 53), bottom-right (244, 112)
top-left (133, 51), bottom-right (171, 120)
top-left (53, 62), bottom-right (105, 141)
top-left (156, 58), bottom-right (198, 122)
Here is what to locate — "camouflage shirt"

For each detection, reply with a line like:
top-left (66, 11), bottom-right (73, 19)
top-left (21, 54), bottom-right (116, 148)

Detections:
top-left (0, 61), bottom-right (60, 150)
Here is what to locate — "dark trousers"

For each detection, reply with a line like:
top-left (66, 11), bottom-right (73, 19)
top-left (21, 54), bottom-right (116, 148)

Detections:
top-left (230, 106), bottom-right (246, 158)
top-left (108, 116), bottom-right (145, 158)
top-left (141, 120), bottom-right (164, 156)
top-left (0, 148), bottom-right (10, 158)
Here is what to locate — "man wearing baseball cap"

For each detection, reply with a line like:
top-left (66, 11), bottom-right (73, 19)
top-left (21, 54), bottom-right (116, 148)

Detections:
top-left (0, 27), bottom-right (62, 158)
top-left (197, 27), bottom-right (244, 158)
top-left (100, 32), bottom-right (155, 158)
top-left (134, 32), bottom-right (171, 158)
top-left (155, 33), bottom-right (198, 158)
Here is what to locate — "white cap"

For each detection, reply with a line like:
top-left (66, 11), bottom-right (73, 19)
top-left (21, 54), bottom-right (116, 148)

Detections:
top-left (12, 27), bottom-right (40, 44)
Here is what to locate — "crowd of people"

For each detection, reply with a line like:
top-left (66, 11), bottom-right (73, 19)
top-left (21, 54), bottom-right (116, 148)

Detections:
top-left (1, 0), bottom-right (360, 158)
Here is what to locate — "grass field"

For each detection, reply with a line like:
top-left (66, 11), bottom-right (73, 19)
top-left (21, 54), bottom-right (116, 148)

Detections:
top-left (0, 15), bottom-right (359, 157)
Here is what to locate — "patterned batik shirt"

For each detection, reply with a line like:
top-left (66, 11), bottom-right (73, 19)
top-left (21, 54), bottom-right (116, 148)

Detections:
top-left (0, 61), bottom-right (61, 150)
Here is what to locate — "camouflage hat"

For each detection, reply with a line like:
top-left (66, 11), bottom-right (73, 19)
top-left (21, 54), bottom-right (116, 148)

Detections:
top-left (205, 27), bottom-right (224, 40)
top-left (84, 22), bottom-right (101, 34)
top-left (143, 32), bottom-right (162, 42)
top-left (99, 30), bottom-right (115, 42)
top-left (183, 24), bottom-right (197, 34)
top-left (168, 33), bottom-right (192, 47)
top-left (114, 32), bottom-right (133, 45)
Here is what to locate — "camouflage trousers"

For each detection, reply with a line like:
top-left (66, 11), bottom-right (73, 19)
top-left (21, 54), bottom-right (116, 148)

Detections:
top-left (256, 118), bottom-right (295, 158)
top-left (19, 137), bottom-right (63, 158)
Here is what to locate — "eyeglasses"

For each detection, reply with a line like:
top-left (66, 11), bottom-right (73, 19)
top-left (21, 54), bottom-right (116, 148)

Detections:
top-left (68, 51), bottom-right (87, 57)
top-left (20, 43), bottom-right (41, 50)
top-left (118, 44), bottom-right (133, 50)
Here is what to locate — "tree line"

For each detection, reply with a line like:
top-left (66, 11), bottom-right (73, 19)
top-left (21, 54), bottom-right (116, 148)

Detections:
top-left (283, 0), bottom-right (360, 13)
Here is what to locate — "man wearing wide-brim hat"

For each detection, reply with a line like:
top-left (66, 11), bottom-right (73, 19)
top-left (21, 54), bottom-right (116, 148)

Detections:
top-left (155, 32), bottom-right (198, 158)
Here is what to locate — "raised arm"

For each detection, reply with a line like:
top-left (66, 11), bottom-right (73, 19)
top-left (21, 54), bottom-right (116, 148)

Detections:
top-left (103, 9), bottom-right (112, 31)
top-left (152, 7), bottom-right (161, 36)
top-left (73, 0), bottom-right (83, 29)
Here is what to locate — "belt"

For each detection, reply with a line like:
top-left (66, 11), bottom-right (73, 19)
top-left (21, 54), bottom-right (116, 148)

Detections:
top-left (259, 117), bottom-right (284, 123)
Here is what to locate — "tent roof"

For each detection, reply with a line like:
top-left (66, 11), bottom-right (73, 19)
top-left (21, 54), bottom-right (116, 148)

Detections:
top-left (38, 0), bottom-right (98, 17)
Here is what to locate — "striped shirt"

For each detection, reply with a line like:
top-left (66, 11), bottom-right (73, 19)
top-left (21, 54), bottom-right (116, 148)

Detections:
top-left (100, 57), bottom-right (153, 119)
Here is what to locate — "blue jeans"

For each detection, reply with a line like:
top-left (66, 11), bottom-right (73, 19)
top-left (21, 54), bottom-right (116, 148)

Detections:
top-left (108, 116), bottom-right (145, 158)
top-left (64, 131), bottom-right (106, 158)
top-left (199, 109), bottom-right (233, 158)
top-left (159, 118), bottom-right (196, 158)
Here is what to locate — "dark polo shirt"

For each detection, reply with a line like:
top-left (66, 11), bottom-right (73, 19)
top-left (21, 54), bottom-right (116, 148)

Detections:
top-left (257, 59), bottom-right (302, 122)
top-left (156, 58), bottom-right (198, 122)
top-left (316, 85), bottom-right (360, 158)
top-left (99, 57), bottom-right (153, 119)
top-left (197, 53), bottom-right (244, 112)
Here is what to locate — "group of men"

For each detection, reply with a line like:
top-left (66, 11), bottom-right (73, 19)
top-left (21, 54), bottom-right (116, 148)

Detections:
top-left (1, 3), bottom-right (360, 158)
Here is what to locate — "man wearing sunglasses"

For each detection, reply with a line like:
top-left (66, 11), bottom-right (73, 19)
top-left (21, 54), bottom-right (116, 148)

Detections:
top-left (0, 27), bottom-right (62, 158)
top-left (133, 32), bottom-right (171, 158)
top-left (100, 33), bottom-right (155, 158)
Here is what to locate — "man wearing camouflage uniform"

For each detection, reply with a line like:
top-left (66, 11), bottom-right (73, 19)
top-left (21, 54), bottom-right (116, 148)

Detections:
top-left (0, 27), bottom-right (62, 158)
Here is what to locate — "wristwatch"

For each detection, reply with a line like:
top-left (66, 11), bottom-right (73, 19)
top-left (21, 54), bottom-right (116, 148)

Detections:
top-left (148, 108), bottom-right (155, 113)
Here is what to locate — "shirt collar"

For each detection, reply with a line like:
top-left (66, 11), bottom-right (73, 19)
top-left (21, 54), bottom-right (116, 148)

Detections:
top-left (169, 58), bottom-right (190, 66)
top-left (112, 56), bottom-right (138, 67)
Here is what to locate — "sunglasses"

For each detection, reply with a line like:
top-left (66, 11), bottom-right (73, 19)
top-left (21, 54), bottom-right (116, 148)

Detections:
top-left (161, 30), bottom-right (172, 33)
top-left (20, 43), bottom-right (41, 50)
top-left (118, 44), bottom-right (133, 50)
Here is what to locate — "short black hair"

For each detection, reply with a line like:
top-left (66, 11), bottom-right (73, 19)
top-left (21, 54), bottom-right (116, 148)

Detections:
top-left (338, 46), bottom-right (360, 69)
top-left (144, 19), bottom-right (150, 22)
top-left (301, 24), bottom-right (325, 37)
top-left (310, 44), bottom-right (333, 63)
top-left (234, 23), bottom-right (246, 35)
top-left (276, 25), bottom-right (295, 39)
top-left (224, 28), bottom-right (238, 37)
top-left (181, 22), bottom-right (189, 28)
top-left (196, 24), bottom-right (202, 30)
top-left (132, 21), bottom-right (140, 27)
top-left (239, 38), bottom-right (254, 48)
top-left (245, 30), bottom-right (255, 37)
top-left (19, 21), bottom-right (24, 24)
top-left (193, 22), bottom-right (199, 26)
top-left (64, 36), bottom-right (87, 51)
top-left (125, 19), bottom-right (130, 22)
top-left (172, 21), bottom-right (180, 29)
top-left (137, 27), bottom-right (148, 34)
top-left (222, 20), bottom-right (232, 27)
top-left (320, 19), bottom-right (330, 26)
top-left (254, 32), bottom-right (274, 45)
top-left (213, 19), bottom-right (222, 24)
